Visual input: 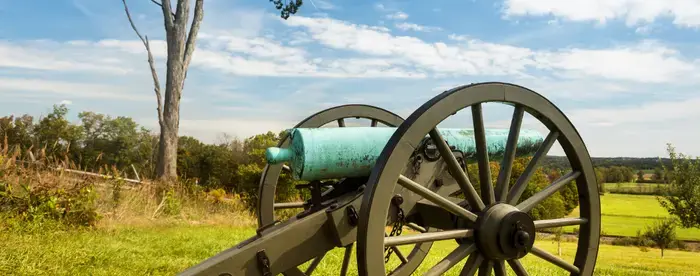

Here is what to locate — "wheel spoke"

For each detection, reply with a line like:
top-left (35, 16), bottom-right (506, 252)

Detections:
top-left (429, 129), bottom-right (485, 211)
top-left (459, 253), bottom-right (484, 276)
top-left (478, 260), bottom-right (493, 276)
top-left (495, 105), bottom-right (524, 202)
top-left (392, 246), bottom-right (408, 264)
top-left (507, 131), bottom-right (559, 205)
top-left (340, 244), bottom-right (353, 276)
top-left (472, 103), bottom-right (495, 205)
top-left (530, 246), bottom-right (580, 274)
top-left (535, 217), bottom-right (588, 229)
top-left (424, 243), bottom-right (477, 276)
top-left (405, 222), bottom-right (427, 233)
top-left (384, 229), bottom-right (473, 247)
top-left (383, 232), bottom-right (409, 264)
top-left (507, 259), bottom-right (528, 276)
top-left (305, 253), bottom-right (326, 275)
top-left (398, 175), bottom-right (478, 222)
top-left (516, 171), bottom-right (581, 212)
top-left (274, 202), bottom-right (306, 209)
top-left (494, 260), bottom-right (507, 276)
top-left (337, 118), bottom-right (345, 127)
top-left (371, 119), bottom-right (378, 127)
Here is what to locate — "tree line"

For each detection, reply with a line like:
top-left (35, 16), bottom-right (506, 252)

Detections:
top-left (0, 105), bottom-right (298, 206)
top-left (543, 156), bottom-right (672, 172)
top-left (2, 105), bottom-right (699, 229)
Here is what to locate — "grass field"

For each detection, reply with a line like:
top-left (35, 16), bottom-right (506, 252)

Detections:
top-left (1, 223), bottom-right (699, 276)
top-left (603, 183), bottom-right (664, 190)
top-left (568, 193), bottom-right (700, 241)
top-left (603, 182), bottom-right (665, 195)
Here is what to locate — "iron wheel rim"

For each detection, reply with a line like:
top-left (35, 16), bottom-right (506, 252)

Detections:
top-left (357, 82), bottom-right (601, 276)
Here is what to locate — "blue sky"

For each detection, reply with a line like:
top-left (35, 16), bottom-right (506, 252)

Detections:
top-left (1, 0), bottom-right (699, 158)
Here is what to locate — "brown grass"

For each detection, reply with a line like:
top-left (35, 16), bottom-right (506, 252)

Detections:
top-left (0, 141), bottom-right (257, 230)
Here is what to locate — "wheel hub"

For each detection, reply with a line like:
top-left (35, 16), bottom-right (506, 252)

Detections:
top-left (473, 203), bottom-right (535, 260)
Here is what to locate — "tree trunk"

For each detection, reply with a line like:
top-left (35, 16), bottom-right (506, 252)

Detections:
top-left (122, 0), bottom-right (203, 181)
top-left (558, 239), bottom-right (562, 256)
top-left (156, 109), bottom-right (179, 179)
top-left (155, 30), bottom-right (186, 180)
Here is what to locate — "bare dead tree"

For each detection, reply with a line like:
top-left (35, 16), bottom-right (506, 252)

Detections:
top-left (121, 0), bottom-right (203, 180)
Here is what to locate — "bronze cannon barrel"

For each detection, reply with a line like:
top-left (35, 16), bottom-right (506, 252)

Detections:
top-left (266, 127), bottom-right (544, 181)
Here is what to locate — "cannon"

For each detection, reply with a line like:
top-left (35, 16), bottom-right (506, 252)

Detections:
top-left (179, 82), bottom-right (600, 276)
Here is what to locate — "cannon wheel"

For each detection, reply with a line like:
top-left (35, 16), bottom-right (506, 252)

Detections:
top-left (257, 104), bottom-right (435, 276)
top-left (357, 82), bottom-right (601, 275)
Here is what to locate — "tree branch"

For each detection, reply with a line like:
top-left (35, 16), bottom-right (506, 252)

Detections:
top-left (159, 0), bottom-right (175, 31)
top-left (150, 0), bottom-right (176, 18)
top-left (182, 0), bottom-right (203, 77)
top-left (121, 0), bottom-right (164, 127)
top-left (174, 0), bottom-right (191, 26)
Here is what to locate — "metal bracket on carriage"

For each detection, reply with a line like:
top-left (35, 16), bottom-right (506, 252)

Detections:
top-left (294, 177), bottom-right (367, 219)
top-left (414, 136), bottom-right (467, 176)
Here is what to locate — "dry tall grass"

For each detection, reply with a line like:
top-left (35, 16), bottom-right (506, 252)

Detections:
top-left (0, 139), bottom-right (257, 230)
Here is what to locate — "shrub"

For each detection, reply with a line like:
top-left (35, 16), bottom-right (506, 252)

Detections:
top-left (0, 180), bottom-right (101, 227)
top-left (162, 188), bottom-right (182, 216)
top-left (641, 218), bottom-right (678, 258)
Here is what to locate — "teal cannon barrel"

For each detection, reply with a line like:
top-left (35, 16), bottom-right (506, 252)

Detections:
top-left (266, 127), bottom-right (544, 181)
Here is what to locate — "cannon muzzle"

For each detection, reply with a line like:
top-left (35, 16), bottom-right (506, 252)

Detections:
top-left (266, 127), bottom-right (544, 181)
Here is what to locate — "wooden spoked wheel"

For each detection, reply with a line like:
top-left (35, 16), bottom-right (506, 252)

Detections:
top-left (256, 104), bottom-right (434, 276)
top-left (357, 82), bottom-right (601, 275)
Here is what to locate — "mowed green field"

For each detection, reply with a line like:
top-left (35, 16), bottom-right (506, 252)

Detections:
top-left (1, 224), bottom-right (699, 276)
top-left (568, 193), bottom-right (700, 241)
top-left (603, 183), bottom-right (664, 190)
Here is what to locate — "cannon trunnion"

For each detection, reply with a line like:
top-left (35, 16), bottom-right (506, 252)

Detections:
top-left (179, 82), bottom-right (601, 276)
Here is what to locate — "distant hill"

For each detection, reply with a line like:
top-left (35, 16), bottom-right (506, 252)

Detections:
top-left (542, 156), bottom-right (671, 171)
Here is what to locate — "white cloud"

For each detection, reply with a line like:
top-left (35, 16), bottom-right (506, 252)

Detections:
top-left (283, 16), bottom-right (700, 84)
top-left (534, 41), bottom-right (699, 83)
top-left (59, 100), bottom-right (73, 105)
top-left (138, 117), bottom-right (299, 143)
top-left (395, 22), bottom-right (442, 32)
top-left (1, 33), bottom-right (422, 79)
top-left (283, 16), bottom-right (538, 77)
top-left (568, 96), bottom-right (700, 127)
top-left (635, 25), bottom-right (653, 34)
top-left (3, 14), bottom-right (699, 101)
top-left (386, 11), bottom-right (409, 20)
top-left (0, 77), bottom-right (151, 101)
top-left (564, 96), bottom-right (700, 157)
top-left (0, 41), bottom-right (132, 74)
top-left (502, 0), bottom-right (700, 28)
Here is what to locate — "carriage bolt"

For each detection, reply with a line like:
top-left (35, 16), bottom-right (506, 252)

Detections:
top-left (515, 230), bottom-right (530, 249)
top-left (392, 194), bottom-right (404, 206)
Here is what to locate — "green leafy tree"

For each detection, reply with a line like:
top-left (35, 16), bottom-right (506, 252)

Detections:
top-left (658, 144), bottom-right (700, 228)
top-left (594, 167), bottom-right (606, 194)
top-left (177, 136), bottom-right (205, 180)
top-left (269, 0), bottom-right (304, 19)
top-left (235, 132), bottom-right (299, 207)
top-left (642, 218), bottom-right (677, 258)
top-left (637, 170), bottom-right (645, 182)
top-left (33, 105), bottom-right (84, 163)
top-left (653, 167), bottom-right (665, 183)
top-left (0, 114), bottom-right (35, 151)
top-left (467, 157), bottom-right (571, 220)
top-left (78, 111), bottom-right (155, 176)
